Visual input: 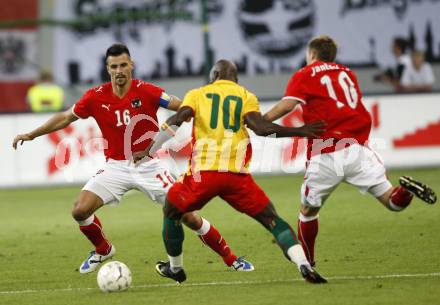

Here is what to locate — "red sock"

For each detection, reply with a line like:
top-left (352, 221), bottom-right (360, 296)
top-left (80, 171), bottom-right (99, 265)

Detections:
top-left (298, 215), bottom-right (318, 266)
top-left (79, 215), bottom-right (111, 255)
top-left (389, 186), bottom-right (413, 211)
top-left (199, 225), bottom-right (237, 267)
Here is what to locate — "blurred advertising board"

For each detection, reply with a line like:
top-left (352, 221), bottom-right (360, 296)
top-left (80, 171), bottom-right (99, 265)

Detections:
top-left (2, 93), bottom-right (440, 188)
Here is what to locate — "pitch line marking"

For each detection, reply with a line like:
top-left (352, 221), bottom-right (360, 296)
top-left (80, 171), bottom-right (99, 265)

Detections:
top-left (1, 272), bottom-right (439, 295)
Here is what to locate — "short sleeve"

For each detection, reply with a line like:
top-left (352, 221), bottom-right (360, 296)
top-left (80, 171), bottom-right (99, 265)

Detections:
top-left (243, 92), bottom-right (260, 115)
top-left (283, 71), bottom-right (308, 104)
top-left (72, 89), bottom-right (93, 119)
top-left (141, 82), bottom-right (163, 106)
top-left (181, 89), bottom-right (198, 112)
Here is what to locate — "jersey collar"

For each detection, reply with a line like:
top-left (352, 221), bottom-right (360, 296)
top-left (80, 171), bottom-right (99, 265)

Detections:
top-left (213, 79), bottom-right (238, 86)
top-left (112, 79), bottom-right (136, 100)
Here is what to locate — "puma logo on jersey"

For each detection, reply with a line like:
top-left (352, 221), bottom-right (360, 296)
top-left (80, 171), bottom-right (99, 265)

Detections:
top-left (96, 86), bottom-right (103, 92)
top-left (102, 104), bottom-right (110, 111)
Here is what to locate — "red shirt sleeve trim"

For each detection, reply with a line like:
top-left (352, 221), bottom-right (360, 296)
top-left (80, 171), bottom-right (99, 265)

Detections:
top-left (71, 105), bottom-right (85, 119)
top-left (282, 96), bottom-right (306, 104)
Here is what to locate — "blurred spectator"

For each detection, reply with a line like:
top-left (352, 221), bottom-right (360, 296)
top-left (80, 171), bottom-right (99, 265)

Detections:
top-left (399, 50), bottom-right (435, 93)
top-left (374, 37), bottom-right (411, 89)
top-left (27, 70), bottom-right (64, 112)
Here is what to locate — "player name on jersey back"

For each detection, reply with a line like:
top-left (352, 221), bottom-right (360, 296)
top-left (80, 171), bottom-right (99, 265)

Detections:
top-left (311, 63), bottom-right (347, 77)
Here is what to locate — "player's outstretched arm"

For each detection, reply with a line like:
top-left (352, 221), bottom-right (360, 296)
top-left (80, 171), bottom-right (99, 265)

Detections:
top-left (136, 107), bottom-right (194, 163)
top-left (263, 98), bottom-right (299, 122)
top-left (166, 95), bottom-right (183, 111)
top-left (244, 112), bottom-right (325, 138)
top-left (166, 106), bottom-right (194, 127)
top-left (12, 108), bottom-right (78, 150)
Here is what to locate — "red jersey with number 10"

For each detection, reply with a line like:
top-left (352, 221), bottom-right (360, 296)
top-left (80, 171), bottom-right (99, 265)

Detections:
top-left (72, 79), bottom-right (163, 160)
top-left (283, 61), bottom-right (372, 156)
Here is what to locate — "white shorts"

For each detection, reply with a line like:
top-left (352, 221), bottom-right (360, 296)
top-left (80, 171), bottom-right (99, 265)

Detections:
top-left (83, 158), bottom-right (175, 205)
top-left (301, 144), bottom-right (392, 208)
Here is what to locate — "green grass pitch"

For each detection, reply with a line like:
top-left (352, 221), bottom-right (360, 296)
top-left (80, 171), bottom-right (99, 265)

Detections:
top-left (0, 168), bottom-right (439, 305)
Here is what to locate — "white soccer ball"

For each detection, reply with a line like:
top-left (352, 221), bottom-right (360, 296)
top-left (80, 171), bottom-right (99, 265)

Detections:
top-left (97, 261), bottom-right (132, 293)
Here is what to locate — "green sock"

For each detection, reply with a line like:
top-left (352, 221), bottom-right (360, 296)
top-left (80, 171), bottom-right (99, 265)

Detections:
top-left (163, 217), bottom-right (184, 256)
top-left (270, 217), bottom-right (299, 258)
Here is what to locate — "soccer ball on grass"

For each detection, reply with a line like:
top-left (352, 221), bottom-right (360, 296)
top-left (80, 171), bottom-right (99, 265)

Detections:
top-left (97, 261), bottom-right (132, 292)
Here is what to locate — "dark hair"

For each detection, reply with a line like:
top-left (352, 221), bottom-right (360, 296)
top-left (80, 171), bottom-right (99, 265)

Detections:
top-left (308, 35), bottom-right (338, 62)
top-left (393, 37), bottom-right (408, 53)
top-left (105, 44), bottom-right (130, 62)
top-left (39, 69), bottom-right (53, 82)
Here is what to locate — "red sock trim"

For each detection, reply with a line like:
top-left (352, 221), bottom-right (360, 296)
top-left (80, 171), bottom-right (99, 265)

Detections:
top-left (79, 215), bottom-right (111, 255)
top-left (199, 226), bottom-right (237, 267)
top-left (297, 218), bottom-right (318, 265)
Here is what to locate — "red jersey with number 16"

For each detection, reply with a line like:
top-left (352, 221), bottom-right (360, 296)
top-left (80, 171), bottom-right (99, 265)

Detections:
top-left (72, 79), bottom-right (163, 160)
top-left (283, 61), bottom-right (372, 156)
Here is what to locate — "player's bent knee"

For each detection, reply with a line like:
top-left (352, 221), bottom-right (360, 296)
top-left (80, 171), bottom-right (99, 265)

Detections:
top-left (181, 212), bottom-right (202, 230)
top-left (71, 193), bottom-right (103, 221)
top-left (163, 200), bottom-right (183, 221)
top-left (71, 201), bottom-right (93, 221)
top-left (253, 202), bottom-right (278, 230)
top-left (300, 204), bottom-right (320, 217)
top-left (72, 190), bottom-right (104, 220)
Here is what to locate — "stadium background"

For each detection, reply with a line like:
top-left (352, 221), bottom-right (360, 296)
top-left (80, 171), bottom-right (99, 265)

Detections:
top-left (0, 1), bottom-right (439, 305)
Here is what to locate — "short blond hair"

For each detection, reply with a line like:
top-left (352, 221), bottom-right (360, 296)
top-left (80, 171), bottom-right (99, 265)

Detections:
top-left (308, 35), bottom-right (338, 62)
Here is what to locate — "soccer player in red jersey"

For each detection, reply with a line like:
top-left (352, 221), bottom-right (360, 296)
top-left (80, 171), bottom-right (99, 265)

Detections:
top-left (264, 35), bottom-right (437, 266)
top-left (146, 59), bottom-right (327, 284)
top-left (12, 44), bottom-right (254, 273)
